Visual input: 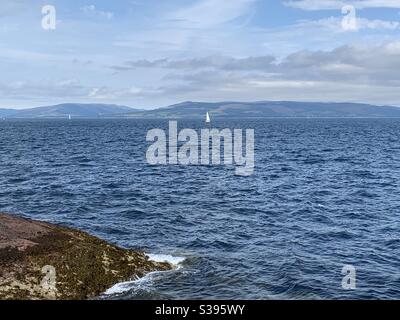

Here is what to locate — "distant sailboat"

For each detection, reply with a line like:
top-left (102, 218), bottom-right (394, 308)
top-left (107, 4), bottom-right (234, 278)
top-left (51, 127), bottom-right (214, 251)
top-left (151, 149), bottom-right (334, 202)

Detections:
top-left (68, 114), bottom-right (72, 120)
top-left (206, 112), bottom-right (211, 123)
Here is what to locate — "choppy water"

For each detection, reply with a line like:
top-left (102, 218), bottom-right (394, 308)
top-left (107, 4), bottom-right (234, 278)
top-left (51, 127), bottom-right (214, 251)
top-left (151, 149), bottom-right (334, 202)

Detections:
top-left (0, 118), bottom-right (399, 300)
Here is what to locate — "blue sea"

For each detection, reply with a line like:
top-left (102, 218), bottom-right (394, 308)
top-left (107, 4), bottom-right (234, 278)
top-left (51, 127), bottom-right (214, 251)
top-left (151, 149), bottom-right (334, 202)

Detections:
top-left (0, 118), bottom-right (399, 300)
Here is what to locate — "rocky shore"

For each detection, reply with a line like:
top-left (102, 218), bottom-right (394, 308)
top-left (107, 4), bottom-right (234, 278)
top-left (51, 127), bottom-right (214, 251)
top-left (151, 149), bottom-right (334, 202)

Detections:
top-left (0, 213), bottom-right (172, 300)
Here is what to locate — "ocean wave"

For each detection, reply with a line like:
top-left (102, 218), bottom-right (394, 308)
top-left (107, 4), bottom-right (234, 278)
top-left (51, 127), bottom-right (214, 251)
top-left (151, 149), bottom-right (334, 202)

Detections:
top-left (146, 253), bottom-right (186, 268)
top-left (104, 272), bottom-right (155, 296)
top-left (103, 253), bottom-right (186, 296)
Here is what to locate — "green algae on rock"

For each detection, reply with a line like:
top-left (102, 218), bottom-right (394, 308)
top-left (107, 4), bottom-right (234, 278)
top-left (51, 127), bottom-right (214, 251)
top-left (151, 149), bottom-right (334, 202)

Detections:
top-left (0, 213), bottom-right (172, 300)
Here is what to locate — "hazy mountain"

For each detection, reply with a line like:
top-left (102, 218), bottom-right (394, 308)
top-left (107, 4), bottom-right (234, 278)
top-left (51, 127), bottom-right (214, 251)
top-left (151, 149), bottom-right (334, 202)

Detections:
top-left (4, 103), bottom-right (137, 118)
top-left (123, 101), bottom-right (400, 119)
top-left (3, 101), bottom-right (400, 119)
top-left (0, 109), bottom-right (19, 118)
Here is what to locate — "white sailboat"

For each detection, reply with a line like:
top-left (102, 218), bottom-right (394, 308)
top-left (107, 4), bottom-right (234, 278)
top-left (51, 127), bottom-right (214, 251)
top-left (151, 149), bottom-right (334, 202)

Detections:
top-left (206, 112), bottom-right (211, 123)
top-left (68, 114), bottom-right (72, 120)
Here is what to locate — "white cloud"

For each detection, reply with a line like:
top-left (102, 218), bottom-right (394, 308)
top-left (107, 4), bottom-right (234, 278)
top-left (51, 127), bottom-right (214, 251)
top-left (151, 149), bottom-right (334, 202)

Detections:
top-left (120, 41), bottom-right (400, 106)
top-left (86, 86), bottom-right (145, 100)
top-left (284, 0), bottom-right (400, 10)
top-left (296, 16), bottom-right (400, 31)
top-left (111, 55), bottom-right (276, 71)
top-left (4, 41), bottom-right (400, 107)
top-left (246, 79), bottom-right (318, 88)
top-left (112, 41), bottom-right (400, 84)
top-left (88, 88), bottom-right (100, 97)
top-left (112, 0), bottom-right (258, 57)
top-left (0, 80), bottom-right (146, 104)
top-left (357, 17), bottom-right (399, 29)
top-left (81, 5), bottom-right (114, 20)
top-left (0, 79), bottom-right (87, 100)
top-left (171, 0), bottom-right (256, 28)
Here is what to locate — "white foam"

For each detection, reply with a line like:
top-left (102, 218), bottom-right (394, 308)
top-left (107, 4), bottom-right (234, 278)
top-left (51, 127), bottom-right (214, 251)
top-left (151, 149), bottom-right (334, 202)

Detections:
top-left (104, 279), bottom-right (138, 295)
top-left (104, 272), bottom-right (154, 295)
top-left (103, 254), bottom-right (186, 296)
top-left (146, 253), bottom-right (186, 267)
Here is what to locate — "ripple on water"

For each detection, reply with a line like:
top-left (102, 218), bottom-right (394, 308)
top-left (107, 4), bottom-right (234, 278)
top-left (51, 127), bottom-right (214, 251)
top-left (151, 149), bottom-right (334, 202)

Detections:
top-left (1, 118), bottom-right (400, 299)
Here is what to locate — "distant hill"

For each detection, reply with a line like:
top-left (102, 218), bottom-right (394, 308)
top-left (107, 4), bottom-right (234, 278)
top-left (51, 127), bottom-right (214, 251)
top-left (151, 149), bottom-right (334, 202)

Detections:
top-left (123, 101), bottom-right (400, 119)
top-left (0, 103), bottom-right (137, 118)
top-left (0, 109), bottom-right (19, 118)
top-left (2, 101), bottom-right (400, 119)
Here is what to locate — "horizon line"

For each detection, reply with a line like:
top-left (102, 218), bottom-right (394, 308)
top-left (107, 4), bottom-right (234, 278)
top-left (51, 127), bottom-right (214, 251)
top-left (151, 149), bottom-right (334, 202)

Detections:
top-left (2, 100), bottom-right (400, 111)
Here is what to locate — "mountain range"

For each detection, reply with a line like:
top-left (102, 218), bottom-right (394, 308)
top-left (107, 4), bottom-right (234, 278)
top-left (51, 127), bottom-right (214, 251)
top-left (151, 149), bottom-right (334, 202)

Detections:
top-left (0, 103), bottom-right (136, 118)
top-left (1, 101), bottom-right (400, 119)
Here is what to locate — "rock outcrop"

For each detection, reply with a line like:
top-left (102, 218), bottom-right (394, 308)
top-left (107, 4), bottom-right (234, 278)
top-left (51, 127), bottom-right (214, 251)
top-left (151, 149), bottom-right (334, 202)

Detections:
top-left (0, 213), bottom-right (171, 300)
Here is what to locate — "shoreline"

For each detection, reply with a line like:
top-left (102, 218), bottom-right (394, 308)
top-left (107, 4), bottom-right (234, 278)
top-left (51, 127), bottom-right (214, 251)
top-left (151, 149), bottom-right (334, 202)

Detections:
top-left (0, 213), bottom-right (172, 300)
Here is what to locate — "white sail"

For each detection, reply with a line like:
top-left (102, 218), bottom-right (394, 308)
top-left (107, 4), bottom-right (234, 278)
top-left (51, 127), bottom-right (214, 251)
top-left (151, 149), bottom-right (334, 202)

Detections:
top-left (68, 114), bottom-right (72, 120)
top-left (206, 112), bottom-right (211, 123)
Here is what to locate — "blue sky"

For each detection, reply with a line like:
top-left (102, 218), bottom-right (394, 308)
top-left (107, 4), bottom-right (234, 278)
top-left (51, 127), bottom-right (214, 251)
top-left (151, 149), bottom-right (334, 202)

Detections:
top-left (1, 0), bottom-right (400, 109)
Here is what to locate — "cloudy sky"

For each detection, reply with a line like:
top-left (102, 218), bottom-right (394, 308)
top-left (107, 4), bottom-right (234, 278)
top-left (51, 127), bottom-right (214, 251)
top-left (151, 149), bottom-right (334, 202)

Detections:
top-left (1, 0), bottom-right (400, 109)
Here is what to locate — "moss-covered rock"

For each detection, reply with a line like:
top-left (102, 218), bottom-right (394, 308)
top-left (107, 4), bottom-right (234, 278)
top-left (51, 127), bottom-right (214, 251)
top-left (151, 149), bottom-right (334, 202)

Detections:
top-left (0, 213), bottom-right (171, 300)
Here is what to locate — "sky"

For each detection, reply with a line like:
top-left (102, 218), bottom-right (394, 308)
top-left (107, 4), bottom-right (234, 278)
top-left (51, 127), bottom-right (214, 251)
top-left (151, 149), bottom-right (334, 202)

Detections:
top-left (1, 0), bottom-right (400, 109)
